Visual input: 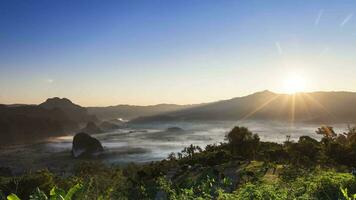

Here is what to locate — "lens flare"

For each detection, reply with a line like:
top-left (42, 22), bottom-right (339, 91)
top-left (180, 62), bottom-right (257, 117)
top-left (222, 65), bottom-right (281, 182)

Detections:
top-left (283, 75), bottom-right (306, 94)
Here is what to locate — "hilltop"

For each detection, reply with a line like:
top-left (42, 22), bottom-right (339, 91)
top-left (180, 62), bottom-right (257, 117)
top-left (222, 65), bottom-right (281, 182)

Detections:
top-left (0, 98), bottom-right (96, 145)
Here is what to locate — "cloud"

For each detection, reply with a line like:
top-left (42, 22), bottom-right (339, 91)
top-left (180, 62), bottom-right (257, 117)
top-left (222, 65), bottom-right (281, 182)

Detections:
top-left (275, 42), bottom-right (283, 55)
top-left (45, 79), bottom-right (54, 84)
top-left (340, 13), bottom-right (353, 27)
top-left (315, 9), bottom-right (323, 25)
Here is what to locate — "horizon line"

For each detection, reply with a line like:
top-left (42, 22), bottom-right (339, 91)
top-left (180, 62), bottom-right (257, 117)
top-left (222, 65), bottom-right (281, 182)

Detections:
top-left (2, 89), bottom-right (356, 108)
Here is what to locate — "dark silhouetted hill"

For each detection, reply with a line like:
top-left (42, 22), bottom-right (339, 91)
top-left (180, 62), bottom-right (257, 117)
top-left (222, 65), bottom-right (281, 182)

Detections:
top-left (0, 105), bottom-right (78, 145)
top-left (130, 90), bottom-right (356, 124)
top-left (40, 97), bottom-right (97, 124)
top-left (0, 97), bottom-right (97, 145)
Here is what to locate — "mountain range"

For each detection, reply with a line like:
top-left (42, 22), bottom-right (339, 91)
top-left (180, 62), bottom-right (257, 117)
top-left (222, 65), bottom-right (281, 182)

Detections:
top-left (87, 104), bottom-right (196, 120)
top-left (130, 90), bottom-right (356, 124)
top-left (2, 90), bottom-right (356, 145)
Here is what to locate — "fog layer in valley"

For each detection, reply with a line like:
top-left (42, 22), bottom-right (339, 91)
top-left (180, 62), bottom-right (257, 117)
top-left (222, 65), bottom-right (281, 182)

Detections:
top-left (0, 120), bottom-right (349, 174)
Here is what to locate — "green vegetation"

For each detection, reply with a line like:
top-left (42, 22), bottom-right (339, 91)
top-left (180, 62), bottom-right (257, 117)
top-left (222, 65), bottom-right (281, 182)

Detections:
top-left (1, 125), bottom-right (356, 199)
top-left (4, 183), bottom-right (82, 200)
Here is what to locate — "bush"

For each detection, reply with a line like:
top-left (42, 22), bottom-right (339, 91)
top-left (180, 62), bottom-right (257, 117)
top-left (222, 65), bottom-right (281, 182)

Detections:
top-left (291, 171), bottom-right (356, 199)
top-left (0, 170), bottom-right (55, 199)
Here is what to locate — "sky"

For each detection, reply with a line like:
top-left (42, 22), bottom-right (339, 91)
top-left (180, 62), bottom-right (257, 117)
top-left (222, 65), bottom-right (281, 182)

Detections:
top-left (1, 0), bottom-right (356, 106)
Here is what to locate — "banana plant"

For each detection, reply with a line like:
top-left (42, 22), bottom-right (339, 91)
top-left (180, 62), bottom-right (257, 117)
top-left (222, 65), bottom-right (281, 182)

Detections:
top-left (6, 194), bottom-right (21, 200)
top-left (6, 184), bottom-right (82, 200)
top-left (340, 187), bottom-right (356, 200)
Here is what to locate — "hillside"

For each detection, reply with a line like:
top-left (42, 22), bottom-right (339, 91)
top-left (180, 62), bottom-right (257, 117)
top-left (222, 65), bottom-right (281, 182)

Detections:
top-left (130, 90), bottom-right (356, 123)
top-left (87, 104), bottom-right (195, 120)
top-left (40, 97), bottom-right (97, 124)
top-left (0, 105), bottom-right (78, 144)
top-left (0, 98), bottom-right (96, 145)
top-left (1, 125), bottom-right (355, 199)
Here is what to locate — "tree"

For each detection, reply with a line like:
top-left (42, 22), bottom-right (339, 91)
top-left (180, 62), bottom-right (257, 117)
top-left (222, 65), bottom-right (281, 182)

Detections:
top-left (167, 152), bottom-right (177, 161)
top-left (226, 126), bottom-right (260, 159)
top-left (182, 144), bottom-right (202, 158)
top-left (315, 126), bottom-right (356, 166)
top-left (316, 126), bottom-right (337, 139)
top-left (343, 125), bottom-right (356, 145)
top-left (287, 136), bottom-right (320, 166)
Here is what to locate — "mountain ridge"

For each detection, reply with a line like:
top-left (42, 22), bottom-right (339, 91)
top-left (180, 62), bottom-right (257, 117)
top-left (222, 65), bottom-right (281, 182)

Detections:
top-left (129, 90), bottom-right (356, 124)
top-left (0, 97), bottom-right (95, 145)
top-left (39, 97), bottom-right (97, 124)
top-left (3, 90), bottom-right (356, 145)
top-left (87, 103), bottom-right (198, 120)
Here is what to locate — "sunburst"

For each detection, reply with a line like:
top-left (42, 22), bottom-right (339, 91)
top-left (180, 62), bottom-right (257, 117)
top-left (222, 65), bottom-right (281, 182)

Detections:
top-left (283, 75), bottom-right (306, 94)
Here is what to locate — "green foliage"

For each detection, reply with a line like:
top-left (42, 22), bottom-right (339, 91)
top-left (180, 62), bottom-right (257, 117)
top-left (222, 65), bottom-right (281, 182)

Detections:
top-left (316, 125), bottom-right (356, 166)
top-left (235, 183), bottom-right (288, 200)
top-left (279, 166), bottom-right (307, 182)
top-left (182, 144), bottom-right (202, 158)
top-left (6, 194), bottom-right (21, 200)
top-left (29, 188), bottom-right (48, 200)
top-left (0, 170), bottom-right (55, 199)
top-left (226, 126), bottom-right (260, 159)
top-left (49, 186), bottom-right (65, 200)
top-left (2, 125), bottom-right (356, 199)
top-left (6, 184), bottom-right (82, 200)
top-left (61, 184), bottom-right (82, 200)
top-left (217, 170), bottom-right (356, 200)
top-left (290, 171), bottom-right (356, 199)
top-left (341, 187), bottom-right (356, 200)
top-left (157, 174), bottom-right (234, 200)
top-left (217, 183), bottom-right (288, 200)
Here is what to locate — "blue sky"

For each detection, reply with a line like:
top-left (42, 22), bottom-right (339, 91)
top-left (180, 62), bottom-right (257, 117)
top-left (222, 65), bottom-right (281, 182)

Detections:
top-left (1, 0), bottom-right (356, 106)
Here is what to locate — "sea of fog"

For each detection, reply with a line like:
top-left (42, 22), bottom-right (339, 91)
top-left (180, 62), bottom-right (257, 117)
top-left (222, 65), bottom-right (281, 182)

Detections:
top-left (0, 120), bottom-right (350, 173)
top-left (48, 120), bottom-right (349, 164)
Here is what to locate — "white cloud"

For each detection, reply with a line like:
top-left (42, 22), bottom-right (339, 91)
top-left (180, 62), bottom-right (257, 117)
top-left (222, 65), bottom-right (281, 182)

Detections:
top-left (275, 42), bottom-right (283, 55)
top-left (340, 13), bottom-right (353, 27)
top-left (45, 79), bottom-right (54, 84)
top-left (315, 9), bottom-right (323, 25)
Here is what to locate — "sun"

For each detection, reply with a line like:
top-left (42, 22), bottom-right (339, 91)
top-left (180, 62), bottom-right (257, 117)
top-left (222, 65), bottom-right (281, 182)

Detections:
top-left (283, 74), bottom-right (306, 94)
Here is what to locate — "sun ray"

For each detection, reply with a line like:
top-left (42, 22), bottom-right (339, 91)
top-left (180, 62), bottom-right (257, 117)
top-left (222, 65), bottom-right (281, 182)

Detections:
top-left (240, 95), bottom-right (280, 120)
top-left (283, 75), bottom-right (306, 94)
top-left (302, 93), bottom-right (336, 122)
top-left (289, 93), bottom-right (296, 128)
top-left (297, 93), bottom-right (313, 120)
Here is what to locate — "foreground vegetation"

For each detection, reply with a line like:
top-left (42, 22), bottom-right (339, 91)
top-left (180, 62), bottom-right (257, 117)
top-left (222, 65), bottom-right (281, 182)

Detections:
top-left (1, 125), bottom-right (356, 199)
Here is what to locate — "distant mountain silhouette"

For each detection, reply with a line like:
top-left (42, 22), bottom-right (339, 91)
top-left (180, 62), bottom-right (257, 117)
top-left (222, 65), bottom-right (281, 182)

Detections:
top-left (40, 97), bottom-right (97, 124)
top-left (0, 97), bottom-right (96, 145)
top-left (0, 105), bottom-right (78, 145)
top-left (87, 104), bottom-right (196, 120)
top-left (130, 90), bottom-right (356, 124)
top-left (3, 91), bottom-right (356, 145)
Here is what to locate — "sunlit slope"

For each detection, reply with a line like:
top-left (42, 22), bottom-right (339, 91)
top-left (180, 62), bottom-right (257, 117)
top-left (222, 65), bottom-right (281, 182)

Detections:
top-left (131, 90), bottom-right (356, 123)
